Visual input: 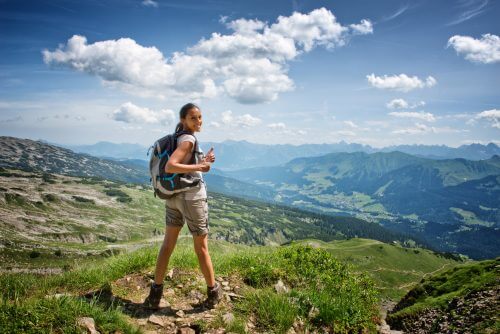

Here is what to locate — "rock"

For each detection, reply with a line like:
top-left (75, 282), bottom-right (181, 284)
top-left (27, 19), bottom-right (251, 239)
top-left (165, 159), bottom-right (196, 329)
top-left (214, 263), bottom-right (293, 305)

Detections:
top-left (176, 310), bottom-right (185, 318)
top-left (274, 279), bottom-right (289, 294)
top-left (308, 306), bottom-right (319, 319)
top-left (45, 293), bottom-right (71, 299)
top-left (167, 269), bottom-right (174, 279)
top-left (125, 276), bottom-right (131, 282)
top-left (226, 292), bottom-right (243, 300)
top-left (178, 327), bottom-right (196, 334)
top-left (148, 315), bottom-right (164, 327)
top-left (221, 281), bottom-right (229, 287)
top-left (136, 318), bottom-right (148, 326)
top-left (165, 288), bottom-right (175, 295)
top-left (136, 285), bottom-right (141, 290)
top-left (223, 312), bottom-right (235, 325)
top-left (77, 317), bottom-right (100, 334)
top-left (176, 284), bottom-right (184, 289)
top-left (223, 286), bottom-right (231, 291)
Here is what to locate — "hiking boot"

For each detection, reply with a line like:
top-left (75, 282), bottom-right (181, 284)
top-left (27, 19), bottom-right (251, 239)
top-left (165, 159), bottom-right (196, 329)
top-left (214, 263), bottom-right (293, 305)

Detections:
top-left (143, 283), bottom-right (163, 309)
top-left (204, 282), bottom-right (222, 308)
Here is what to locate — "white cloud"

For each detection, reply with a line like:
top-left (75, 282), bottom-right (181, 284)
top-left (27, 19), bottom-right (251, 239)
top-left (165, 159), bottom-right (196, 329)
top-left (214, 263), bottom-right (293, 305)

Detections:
top-left (349, 19), bottom-right (373, 35)
top-left (447, 34), bottom-right (500, 64)
top-left (387, 98), bottom-right (408, 109)
top-left (209, 121), bottom-right (221, 128)
top-left (268, 122), bottom-right (286, 130)
top-left (269, 8), bottom-right (349, 52)
top-left (343, 120), bottom-right (359, 128)
top-left (392, 123), bottom-right (462, 134)
top-left (112, 102), bottom-right (174, 126)
top-left (220, 110), bottom-right (261, 128)
top-left (226, 18), bottom-right (266, 35)
top-left (43, 8), bottom-right (372, 104)
top-left (43, 35), bottom-right (175, 89)
top-left (367, 73), bottom-right (437, 92)
top-left (142, 0), bottom-right (158, 8)
top-left (388, 111), bottom-right (436, 122)
top-left (475, 109), bottom-right (500, 128)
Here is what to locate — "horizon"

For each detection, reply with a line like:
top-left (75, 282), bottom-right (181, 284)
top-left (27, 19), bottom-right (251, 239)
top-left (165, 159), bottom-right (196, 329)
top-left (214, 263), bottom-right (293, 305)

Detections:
top-left (1, 0), bottom-right (499, 147)
top-left (25, 135), bottom-right (500, 150)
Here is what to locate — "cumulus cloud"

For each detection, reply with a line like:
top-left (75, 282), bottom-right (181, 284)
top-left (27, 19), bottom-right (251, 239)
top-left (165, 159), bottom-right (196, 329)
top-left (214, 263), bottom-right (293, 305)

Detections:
top-left (226, 18), bottom-right (266, 35)
top-left (475, 109), bottom-right (500, 128)
top-left (221, 110), bottom-right (261, 127)
top-left (387, 98), bottom-right (408, 109)
top-left (349, 19), bottom-right (373, 35)
top-left (388, 111), bottom-right (436, 122)
top-left (112, 102), bottom-right (175, 126)
top-left (367, 73), bottom-right (437, 92)
top-left (447, 34), bottom-right (500, 64)
top-left (43, 8), bottom-right (373, 104)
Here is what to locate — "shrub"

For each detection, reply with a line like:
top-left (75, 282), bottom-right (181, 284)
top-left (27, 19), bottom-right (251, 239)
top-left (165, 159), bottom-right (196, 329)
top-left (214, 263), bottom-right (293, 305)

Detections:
top-left (29, 251), bottom-right (41, 259)
top-left (233, 245), bottom-right (378, 332)
top-left (72, 196), bottom-right (95, 204)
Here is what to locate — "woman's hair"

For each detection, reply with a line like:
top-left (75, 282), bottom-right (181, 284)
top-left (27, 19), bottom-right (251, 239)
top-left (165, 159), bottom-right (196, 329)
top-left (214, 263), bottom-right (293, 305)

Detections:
top-left (175, 103), bottom-right (199, 133)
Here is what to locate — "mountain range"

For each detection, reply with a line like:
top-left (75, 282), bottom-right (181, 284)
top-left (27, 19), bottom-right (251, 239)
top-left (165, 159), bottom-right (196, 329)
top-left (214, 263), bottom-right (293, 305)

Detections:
top-left (2, 136), bottom-right (499, 259)
top-left (64, 140), bottom-right (500, 170)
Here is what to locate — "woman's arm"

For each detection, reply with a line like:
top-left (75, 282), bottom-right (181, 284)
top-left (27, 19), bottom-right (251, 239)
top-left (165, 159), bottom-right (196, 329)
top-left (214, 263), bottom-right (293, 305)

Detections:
top-left (165, 141), bottom-right (210, 173)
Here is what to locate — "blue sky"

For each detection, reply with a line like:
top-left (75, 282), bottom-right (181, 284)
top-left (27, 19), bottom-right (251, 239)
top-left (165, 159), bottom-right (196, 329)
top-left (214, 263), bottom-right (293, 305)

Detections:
top-left (0, 0), bottom-right (499, 147)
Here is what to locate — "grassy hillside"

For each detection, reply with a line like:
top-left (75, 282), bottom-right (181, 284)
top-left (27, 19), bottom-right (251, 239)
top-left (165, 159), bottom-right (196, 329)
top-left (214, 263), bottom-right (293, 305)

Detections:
top-left (0, 168), bottom-right (415, 269)
top-left (294, 238), bottom-right (461, 300)
top-left (387, 258), bottom-right (499, 333)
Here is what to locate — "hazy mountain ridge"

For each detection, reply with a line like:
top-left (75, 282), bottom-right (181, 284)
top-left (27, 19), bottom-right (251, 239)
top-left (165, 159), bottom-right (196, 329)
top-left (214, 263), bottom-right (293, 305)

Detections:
top-left (64, 140), bottom-right (500, 170)
top-left (1, 136), bottom-right (149, 184)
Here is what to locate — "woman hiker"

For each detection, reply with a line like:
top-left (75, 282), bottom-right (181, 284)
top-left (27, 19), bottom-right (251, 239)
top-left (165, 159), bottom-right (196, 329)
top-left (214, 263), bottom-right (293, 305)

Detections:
top-left (144, 103), bottom-right (221, 309)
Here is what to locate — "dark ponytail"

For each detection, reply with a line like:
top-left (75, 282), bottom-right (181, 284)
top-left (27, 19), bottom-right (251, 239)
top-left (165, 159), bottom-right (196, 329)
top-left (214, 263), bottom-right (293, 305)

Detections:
top-left (175, 103), bottom-right (199, 134)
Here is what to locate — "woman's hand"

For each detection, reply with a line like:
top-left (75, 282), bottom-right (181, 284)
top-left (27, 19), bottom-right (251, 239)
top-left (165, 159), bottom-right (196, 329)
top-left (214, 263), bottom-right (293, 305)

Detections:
top-left (204, 147), bottom-right (215, 163)
top-left (198, 162), bottom-right (211, 172)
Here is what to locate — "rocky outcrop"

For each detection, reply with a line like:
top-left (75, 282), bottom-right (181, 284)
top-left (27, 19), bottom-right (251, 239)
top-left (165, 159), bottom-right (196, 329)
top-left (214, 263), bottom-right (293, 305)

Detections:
top-left (387, 286), bottom-right (499, 333)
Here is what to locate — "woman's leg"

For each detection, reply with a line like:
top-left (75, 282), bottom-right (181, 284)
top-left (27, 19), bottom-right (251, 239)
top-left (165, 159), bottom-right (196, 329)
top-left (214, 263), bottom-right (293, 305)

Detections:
top-left (192, 233), bottom-right (215, 287)
top-left (154, 225), bottom-right (182, 285)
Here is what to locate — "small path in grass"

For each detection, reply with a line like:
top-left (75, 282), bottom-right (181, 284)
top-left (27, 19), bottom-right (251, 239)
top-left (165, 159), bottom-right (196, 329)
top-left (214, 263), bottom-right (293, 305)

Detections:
top-left (85, 268), bottom-right (247, 334)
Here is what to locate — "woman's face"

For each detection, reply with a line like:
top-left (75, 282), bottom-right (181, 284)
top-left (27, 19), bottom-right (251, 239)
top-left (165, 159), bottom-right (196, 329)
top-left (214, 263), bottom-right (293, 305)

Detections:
top-left (181, 107), bottom-right (202, 133)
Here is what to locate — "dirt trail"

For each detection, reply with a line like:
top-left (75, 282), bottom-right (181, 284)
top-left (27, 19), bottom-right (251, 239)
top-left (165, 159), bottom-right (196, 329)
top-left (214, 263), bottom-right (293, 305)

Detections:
top-left (85, 269), bottom-right (246, 334)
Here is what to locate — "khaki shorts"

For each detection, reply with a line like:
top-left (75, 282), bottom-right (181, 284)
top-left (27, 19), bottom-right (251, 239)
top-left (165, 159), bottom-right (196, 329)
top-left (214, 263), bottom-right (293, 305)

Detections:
top-left (165, 195), bottom-right (209, 236)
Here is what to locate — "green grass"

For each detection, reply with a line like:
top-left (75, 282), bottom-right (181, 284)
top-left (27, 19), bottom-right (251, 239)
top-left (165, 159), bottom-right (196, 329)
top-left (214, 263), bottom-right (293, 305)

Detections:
top-left (294, 238), bottom-right (461, 299)
top-left (1, 240), bottom-right (380, 333)
top-left (388, 258), bottom-right (499, 316)
top-left (0, 296), bottom-right (140, 334)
